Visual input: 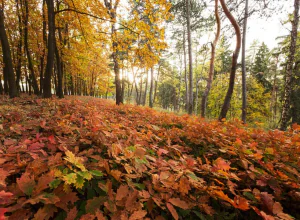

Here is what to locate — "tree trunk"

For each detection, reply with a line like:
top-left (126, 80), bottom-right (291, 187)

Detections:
top-left (143, 70), bottom-right (148, 106)
top-left (219, 0), bottom-right (242, 120)
top-left (183, 30), bottom-right (189, 112)
top-left (24, 0), bottom-right (39, 95)
top-left (0, 75), bottom-right (3, 94)
top-left (0, 4), bottom-right (18, 98)
top-left (112, 23), bottom-right (122, 105)
top-left (55, 41), bottom-right (64, 98)
top-left (291, 61), bottom-right (300, 124)
top-left (43, 0), bottom-right (55, 98)
top-left (149, 67), bottom-right (154, 108)
top-left (201, 0), bottom-right (221, 117)
top-left (280, 0), bottom-right (299, 130)
top-left (16, 0), bottom-right (23, 93)
top-left (153, 66), bottom-right (160, 105)
top-left (186, 0), bottom-right (193, 114)
top-left (241, 0), bottom-right (248, 123)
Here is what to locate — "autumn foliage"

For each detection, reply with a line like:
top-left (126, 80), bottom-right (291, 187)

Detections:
top-left (0, 96), bottom-right (299, 219)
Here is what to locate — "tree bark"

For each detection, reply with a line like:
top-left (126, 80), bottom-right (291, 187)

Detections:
top-left (219, 0), bottom-right (242, 120)
top-left (143, 70), bottom-right (148, 106)
top-left (291, 61), bottom-right (300, 124)
top-left (149, 67), bottom-right (154, 108)
top-left (241, 0), bottom-right (249, 123)
top-left (0, 75), bottom-right (3, 94)
top-left (280, 0), bottom-right (299, 130)
top-left (183, 30), bottom-right (189, 112)
top-left (104, 0), bottom-right (122, 105)
top-left (0, 4), bottom-right (18, 98)
top-left (201, 0), bottom-right (221, 118)
top-left (55, 41), bottom-right (64, 98)
top-left (24, 0), bottom-right (39, 95)
top-left (43, 0), bottom-right (55, 98)
top-left (16, 0), bottom-right (23, 92)
top-left (186, 0), bottom-right (193, 114)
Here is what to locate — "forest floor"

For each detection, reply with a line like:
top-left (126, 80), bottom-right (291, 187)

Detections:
top-left (0, 95), bottom-right (299, 220)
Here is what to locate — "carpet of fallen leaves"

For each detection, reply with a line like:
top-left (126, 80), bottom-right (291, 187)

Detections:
top-left (0, 96), bottom-right (300, 220)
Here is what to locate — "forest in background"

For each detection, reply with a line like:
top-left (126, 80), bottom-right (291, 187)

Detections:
top-left (0, 0), bottom-right (299, 130)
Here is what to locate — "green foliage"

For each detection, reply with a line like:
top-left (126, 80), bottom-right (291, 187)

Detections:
top-left (251, 43), bottom-right (272, 91)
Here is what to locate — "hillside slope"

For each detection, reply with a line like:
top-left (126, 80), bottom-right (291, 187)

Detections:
top-left (0, 96), bottom-right (299, 220)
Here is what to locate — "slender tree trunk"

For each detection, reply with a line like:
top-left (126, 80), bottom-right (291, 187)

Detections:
top-left (219, 0), bottom-right (242, 120)
top-left (3, 66), bottom-right (8, 94)
top-left (0, 75), bottom-right (3, 94)
top-left (55, 41), bottom-right (64, 98)
top-left (112, 23), bottom-right (122, 104)
top-left (43, 0), bottom-right (55, 98)
top-left (40, 0), bottom-right (47, 95)
top-left (280, 0), bottom-right (299, 130)
top-left (25, 64), bottom-right (31, 94)
top-left (153, 66), bottom-right (160, 105)
top-left (201, 0), bottom-right (221, 117)
top-left (0, 4), bottom-right (18, 98)
top-left (24, 0), bottom-right (39, 95)
top-left (138, 75), bottom-right (143, 105)
top-left (270, 56), bottom-right (279, 124)
top-left (183, 30), bottom-right (189, 112)
top-left (143, 70), bottom-right (148, 106)
top-left (186, 0), bottom-right (193, 114)
top-left (291, 60), bottom-right (300, 124)
top-left (241, 0), bottom-right (248, 123)
top-left (16, 0), bottom-right (23, 92)
top-left (149, 67), bottom-right (154, 108)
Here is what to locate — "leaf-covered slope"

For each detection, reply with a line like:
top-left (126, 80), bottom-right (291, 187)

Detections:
top-left (0, 96), bottom-right (299, 220)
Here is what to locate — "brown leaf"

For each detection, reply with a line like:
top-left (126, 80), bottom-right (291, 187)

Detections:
top-left (168, 198), bottom-right (189, 210)
top-left (7, 209), bottom-right (31, 220)
top-left (179, 177), bottom-right (190, 195)
top-left (272, 202), bottom-right (283, 215)
top-left (233, 196), bottom-right (249, 211)
top-left (111, 170), bottom-right (122, 182)
top-left (147, 198), bottom-right (154, 213)
top-left (0, 191), bottom-right (13, 205)
top-left (213, 157), bottom-right (231, 171)
top-left (80, 213), bottom-right (96, 220)
top-left (17, 172), bottom-right (36, 196)
top-left (95, 210), bottom-right (106, 220)
top-left (86, 197), bottom-right (106, 214)
top-left (261, 192), bottom-right (274, 213)
top-left (66, 207), bottom-right (78, 220)
top-left (125, 190), bottom-right (140, 212)
top-left (201, 204), bottom-right (215, 215)
top-left (33, 171), bottom-right (54, 195)
top-left (166, 203), bottom-right (178, 220)
top-left (0, 168), bottom-right (9, 187)
top-left (260, 211), bottom-right (275, 220)
top-left (32, 205), bottom-right (57, 220)
top-left (116, 185), bottom-right (129, 201)
top-left (129, 210), bottom-right (147, 220)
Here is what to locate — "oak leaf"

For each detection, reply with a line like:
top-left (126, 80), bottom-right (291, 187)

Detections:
top-left (168, 198), bottom-right (189, 210)
top-left (86, 197), bottom-right (106, 214)
top-left (17, 172), bottom-right (36, 196)
top-left (129, 210), bottom-right (147, 220)
top-left (66, 207), bottom-right (78, 220)
top-left (116, 185), bottom-right (129, 201)
top-left (0, 191), bottom-right (13, 205)
top-left (166, 203), bottom-right (178, 220)
top-left (0, 169), bottom-right (9, 187)
top-left (32, 205), bottom-right (57, 220)
top-left (111, 170), bottom-right (122, 182)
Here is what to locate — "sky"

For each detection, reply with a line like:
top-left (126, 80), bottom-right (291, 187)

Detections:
top-left (246, 0), bottom-right (294, 50)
